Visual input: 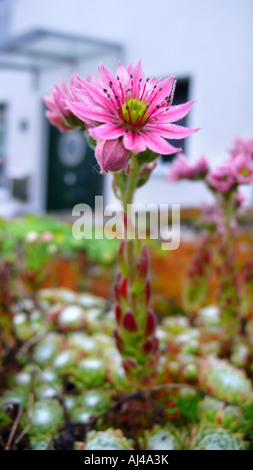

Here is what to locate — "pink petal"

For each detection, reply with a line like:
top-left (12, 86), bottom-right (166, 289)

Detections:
top-left (99, 64), bottom-right (121, 96)
top-left (145, 76), bottom-right (174, 110)
top-left (90, 123), bottom-right (125, 140)
top-left (146, 123), bottom-right (198, 139)
top-left (80, 80), bottom-right (116, 112)
top-left (80, 81), bottom-right (109, 104)
top-left (127, 62), bottom-right (133, 74)
top-left (45, 111), bottom-right (70, 132)
top-left (142, 132), bottom-right (180, 155)
top-left (123, 131), bottom-right (147, 153)
top-left (116, 61), bottom-right (131, 89)
top-left (44, 95), bottom-right (57, 110)
top-left (132, 60), bottom-right (145, 99)
top-left (67, 102), bottom-right (113, 123)
top-left (155, 76), bottom-right (175, 102)
top-left (161, 101), bottom-right (195, 123)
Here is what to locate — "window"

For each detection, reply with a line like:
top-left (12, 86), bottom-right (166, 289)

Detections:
top-left (161, 77), bottom-right (190, 163)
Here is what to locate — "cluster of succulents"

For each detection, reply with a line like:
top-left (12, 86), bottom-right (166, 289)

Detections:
top-left (1, 286), bottom-right (253, 450)
top-left (157, 315), bottom-right (200, 383)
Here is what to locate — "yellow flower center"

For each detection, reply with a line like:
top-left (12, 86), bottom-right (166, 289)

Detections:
top-left (240, 168), bottom-right (250, 177)
top-left (121, 97), bottom-right (148, 126)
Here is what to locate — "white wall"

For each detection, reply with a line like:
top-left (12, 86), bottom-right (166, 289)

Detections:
top-left (0, 0), bottom-right (252, 211)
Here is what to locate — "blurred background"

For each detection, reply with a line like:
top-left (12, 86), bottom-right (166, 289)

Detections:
top-left (0, 0), bottom-right (252, 216)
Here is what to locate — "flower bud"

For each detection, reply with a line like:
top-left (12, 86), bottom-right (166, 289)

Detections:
top-left (113, 329), bottom-right (124, 351)
top-left (120, 278), bottom-right (128, 299)
top-left (115, 304), bottom-right (122, 325)
top-left (142, 337), bottom-right (159, 354)
top-left (122, 311), bottom-right (139, 332)
top-left (122, 358), bottom-right (138, 373)
top-left (95, 139), bottom-right (131, 174)
top-left (145, 310), bottom-right (157, 337)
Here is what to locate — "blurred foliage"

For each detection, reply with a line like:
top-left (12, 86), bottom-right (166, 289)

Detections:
top-left (0, 214), bottom-right (120, 266)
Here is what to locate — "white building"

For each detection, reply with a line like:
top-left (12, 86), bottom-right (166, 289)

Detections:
top-left (0, 0), bottom-right (252, 215)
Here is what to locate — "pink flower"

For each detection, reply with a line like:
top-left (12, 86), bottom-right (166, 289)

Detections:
top-left (41, 231), bottom-right (54, 242)
top-left (168, 153), bottom-right (195, 181)
top-left (232, 152), bottom-right (253, 184)
top-left (193, 156), bottom-right (209, 178)
top-left (44, 74), bottom-right (83, 132)
top-left (229, 137), bottom-right (253, 159)
top-left (233, 190), bottom-right (246, 210)
top-left (67, 61), bottom-right (198, 166)
top-left (95, 138), bottom-right (131, 173)
top-left (207, 164), bottom-right (236, 193)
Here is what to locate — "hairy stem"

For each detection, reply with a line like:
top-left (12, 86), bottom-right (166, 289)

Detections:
top-left (122, 155), bottom-right (141, 287)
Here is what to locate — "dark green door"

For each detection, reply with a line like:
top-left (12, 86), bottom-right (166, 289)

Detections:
top-left (46, 124), bottom-right (103, 211)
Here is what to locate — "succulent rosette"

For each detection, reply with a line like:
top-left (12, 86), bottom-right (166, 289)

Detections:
top-left (198, 356), bottom-right (253, 404)
top-left (190, 426), bottom-right (246, 450)
top-left (82, 428), bottom-right (133, 450)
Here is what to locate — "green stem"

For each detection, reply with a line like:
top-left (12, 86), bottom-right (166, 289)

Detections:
top-left (123, 155), bottom-right (141, 212)
top-left (122, 155), bottom-right (142, 286)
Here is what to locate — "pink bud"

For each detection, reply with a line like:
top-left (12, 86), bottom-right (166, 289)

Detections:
top-left (115, 304), bottom-right (122, 325)
top-left (113, 329), bottom-right (124, 351)
top-left (122, 311), bottom-right (139, 332)
top-left (120, 278), bottom-right (128, 299)
top-left (95, 138), bottom-right (131, 173)
top-left (145, 310), bottom-right (157, 337)
top-left (123, 358), bottom-right (138, 373)
top-left (142, 337), bottom-right (159, 354)
top-left (193, 156), bottom-right (209, 178)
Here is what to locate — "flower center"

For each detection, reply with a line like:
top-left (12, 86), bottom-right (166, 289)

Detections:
top-left (240, 168), bottom-right (250, 177)
top-left (121, 97), bottom-right (148, 127)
